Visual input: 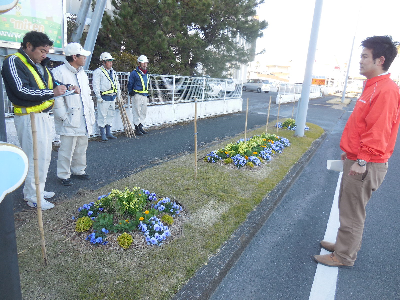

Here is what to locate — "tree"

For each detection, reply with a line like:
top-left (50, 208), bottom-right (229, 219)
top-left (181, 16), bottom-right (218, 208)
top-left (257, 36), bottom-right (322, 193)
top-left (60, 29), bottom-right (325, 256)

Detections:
top-left (93, 0), bottom-right (267, 77)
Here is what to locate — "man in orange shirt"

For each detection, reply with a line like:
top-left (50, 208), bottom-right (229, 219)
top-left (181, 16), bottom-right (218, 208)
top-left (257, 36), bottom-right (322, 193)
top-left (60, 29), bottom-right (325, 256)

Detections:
top-left (314, 36), bottom-right (400, 267)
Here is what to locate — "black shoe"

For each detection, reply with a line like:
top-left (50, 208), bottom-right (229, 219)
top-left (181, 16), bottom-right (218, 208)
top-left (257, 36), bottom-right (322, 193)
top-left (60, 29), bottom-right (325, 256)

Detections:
top-left (139, 123), bottom-right (147, 134)
top-left (71, 173), bottom-right (90, 180)
top-left (59, 178), bottom-right (72, 186)
top-left (135, 125), bottom-right (143, 136)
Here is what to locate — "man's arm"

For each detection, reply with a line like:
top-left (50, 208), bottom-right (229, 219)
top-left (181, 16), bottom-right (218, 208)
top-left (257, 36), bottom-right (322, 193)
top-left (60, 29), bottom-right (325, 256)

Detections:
top-left (2, 55), bottom-right (55, 102)
top-left (91, 68), bottom-right (103, 102)
top-left (51, 67), bottom-right (69, 121)
top-left (115, 72), bottom-right (121, 98)
top-left (127, 71), bottom-right (135, 95)
top-left (359, 88), bottom-right (400, 160)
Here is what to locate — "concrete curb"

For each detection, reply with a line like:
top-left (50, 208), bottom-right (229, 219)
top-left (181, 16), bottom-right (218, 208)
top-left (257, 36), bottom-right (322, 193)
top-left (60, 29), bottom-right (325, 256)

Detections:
top-left (173, 131), bottom-right (328, 300)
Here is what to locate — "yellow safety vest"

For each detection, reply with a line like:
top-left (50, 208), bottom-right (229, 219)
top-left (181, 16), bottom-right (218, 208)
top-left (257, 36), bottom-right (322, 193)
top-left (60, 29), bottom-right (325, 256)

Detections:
top-left (100, 67), bottom-right (118, 95)
top-left (12, 52), bottom-right (54, 115)
top-left (133, 70), bottom-right (149, 94)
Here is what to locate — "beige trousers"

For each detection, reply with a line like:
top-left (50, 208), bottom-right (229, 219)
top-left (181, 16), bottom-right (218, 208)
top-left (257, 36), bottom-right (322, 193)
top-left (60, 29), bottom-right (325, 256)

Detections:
top-left (131, 94), bottom-right (148, 125)
top-left (14, 113), bottom-right (53, 202)
top-left (57, 135), bottom-right (88, 179)
top-left (334, 159), bottom-right (388, 265)
top-left (97, 100), bottom-right (116, 127)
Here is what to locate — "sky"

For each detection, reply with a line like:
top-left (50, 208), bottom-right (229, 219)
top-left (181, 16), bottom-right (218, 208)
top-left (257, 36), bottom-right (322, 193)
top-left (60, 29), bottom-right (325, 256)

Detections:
top-left (255, 0), bottom-right (400, 82)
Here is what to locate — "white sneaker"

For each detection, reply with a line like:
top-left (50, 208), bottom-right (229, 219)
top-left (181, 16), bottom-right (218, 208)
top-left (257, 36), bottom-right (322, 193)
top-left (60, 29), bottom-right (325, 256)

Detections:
top-left (27, 199), bottom-right (55, 210)
top-left (24, 191), bottom-right (55, 201)
top-left (43, 191), bottom-right (55, 199)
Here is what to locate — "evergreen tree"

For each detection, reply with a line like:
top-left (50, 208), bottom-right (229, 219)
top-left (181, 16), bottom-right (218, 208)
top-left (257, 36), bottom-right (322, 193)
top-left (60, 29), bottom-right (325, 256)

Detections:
top-left (93, 0), bottom-right (267, 77)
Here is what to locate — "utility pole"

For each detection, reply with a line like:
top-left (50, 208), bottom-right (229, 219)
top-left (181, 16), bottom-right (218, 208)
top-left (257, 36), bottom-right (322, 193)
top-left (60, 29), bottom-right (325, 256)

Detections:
top-left (295, 0), bottom-right (324, 137)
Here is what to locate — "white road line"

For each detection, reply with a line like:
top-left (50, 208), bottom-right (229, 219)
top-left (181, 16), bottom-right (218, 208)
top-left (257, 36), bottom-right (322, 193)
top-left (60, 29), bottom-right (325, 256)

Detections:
top-left (309, 172), bottom-right (342, 300)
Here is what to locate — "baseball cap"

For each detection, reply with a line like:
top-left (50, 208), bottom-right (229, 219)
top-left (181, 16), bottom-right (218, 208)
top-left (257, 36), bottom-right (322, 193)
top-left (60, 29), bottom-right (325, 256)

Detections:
top-left (64, 43), bottom-right (91, 56)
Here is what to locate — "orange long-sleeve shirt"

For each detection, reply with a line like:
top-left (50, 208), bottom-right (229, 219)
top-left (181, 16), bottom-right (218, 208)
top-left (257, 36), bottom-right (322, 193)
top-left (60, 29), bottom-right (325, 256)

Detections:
top-left (340, 74), bottom-right (400, 163)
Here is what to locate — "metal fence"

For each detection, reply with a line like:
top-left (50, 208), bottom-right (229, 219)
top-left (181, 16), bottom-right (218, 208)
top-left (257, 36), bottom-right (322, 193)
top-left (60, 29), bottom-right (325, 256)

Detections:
top-left (2, 72), bottom-right (244, 115)
top-left (276, 83), bottom-right (322, 95)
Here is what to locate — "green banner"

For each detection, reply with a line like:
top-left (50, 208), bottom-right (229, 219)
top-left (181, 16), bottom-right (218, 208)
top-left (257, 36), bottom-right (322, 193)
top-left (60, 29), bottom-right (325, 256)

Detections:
top-left (0, 0), bottom-right (64, 48)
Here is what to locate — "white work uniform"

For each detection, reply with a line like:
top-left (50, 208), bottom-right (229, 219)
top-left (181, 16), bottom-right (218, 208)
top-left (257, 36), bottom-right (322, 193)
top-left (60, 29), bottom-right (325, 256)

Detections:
top-left (14, 113), bottom-right (53, 202)
top-left (52, 62), bottom-right (95, 180)
top-left (92, 66), bottom-right (121, 127)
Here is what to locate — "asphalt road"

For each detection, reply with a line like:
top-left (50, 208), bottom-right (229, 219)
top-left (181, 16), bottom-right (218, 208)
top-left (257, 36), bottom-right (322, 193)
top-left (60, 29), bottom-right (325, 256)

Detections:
top-left (175, 94), bottom-right (400, 299)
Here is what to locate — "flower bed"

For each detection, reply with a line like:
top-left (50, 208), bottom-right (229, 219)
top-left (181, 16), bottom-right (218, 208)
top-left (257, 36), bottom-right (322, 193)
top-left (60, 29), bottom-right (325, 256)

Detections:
top-left (276, 118), bottom-right (310, 131)
top-left (204, 132), bottom-right (291, 168)
top-left (73, 187), bottom-right (183, 249)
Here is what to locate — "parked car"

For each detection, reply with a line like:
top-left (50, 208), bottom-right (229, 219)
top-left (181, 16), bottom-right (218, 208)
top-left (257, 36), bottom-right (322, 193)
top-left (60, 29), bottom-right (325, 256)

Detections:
top-left (242, 79), bottom-right (271, 93)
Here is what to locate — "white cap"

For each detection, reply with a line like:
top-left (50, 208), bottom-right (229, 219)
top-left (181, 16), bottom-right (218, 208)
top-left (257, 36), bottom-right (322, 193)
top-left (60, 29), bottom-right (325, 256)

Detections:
top-left (100, 52), bottom-right (114, 61)
top-left (137, 55), bottom-right (148, 63)
top-left (64, 43), bottom-right (91, 56)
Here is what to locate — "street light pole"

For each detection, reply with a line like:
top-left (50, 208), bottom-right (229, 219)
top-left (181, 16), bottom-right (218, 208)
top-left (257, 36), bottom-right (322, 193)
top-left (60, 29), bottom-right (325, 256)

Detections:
top-left (295, 0), bottom-right (324, 137)
top-left (341, 36), bottom-right (356, 103)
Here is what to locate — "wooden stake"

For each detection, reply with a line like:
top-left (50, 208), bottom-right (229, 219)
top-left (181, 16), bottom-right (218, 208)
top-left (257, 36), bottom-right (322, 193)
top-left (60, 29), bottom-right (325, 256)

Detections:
top-left (276, 101), bottom-right (281, 133)
top-left (244, 98), bottom-right (249, 141)
top-left (116, 96), bottom-right (135, 138)
top-left (194, 98), bottom-right (198, 179)
top-left (29, 112), bottom-right (47, 266)
top-left (266, 96), bottom-right (272, 133)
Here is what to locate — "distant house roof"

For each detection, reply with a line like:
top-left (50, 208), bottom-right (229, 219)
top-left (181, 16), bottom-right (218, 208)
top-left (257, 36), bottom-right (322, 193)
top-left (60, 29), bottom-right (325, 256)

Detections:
top-left (266, 65), bottom-right (291, 68)
top-left (257, 74), bottom-right (289, 82)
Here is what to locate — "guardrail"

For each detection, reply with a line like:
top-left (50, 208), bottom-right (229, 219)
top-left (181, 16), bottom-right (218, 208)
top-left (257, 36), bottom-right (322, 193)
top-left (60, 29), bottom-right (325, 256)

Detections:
top-left (275, 83), bottom-right (322, 104)
top-left (2, 72), bottom-right (243, 115)
top-left (276, 83), bottom-right (321, 95)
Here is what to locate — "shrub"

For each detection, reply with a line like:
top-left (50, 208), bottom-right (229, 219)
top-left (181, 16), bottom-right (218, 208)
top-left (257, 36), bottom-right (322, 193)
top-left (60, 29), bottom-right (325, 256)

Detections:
top-left (98, 188), bottom-right (148, 217)
top-left (161, 214), bottom-right (174, 225)
top-left (117, 232), bottom-right (134, 249)
top-left (75, 216), bottom-right (93, 232)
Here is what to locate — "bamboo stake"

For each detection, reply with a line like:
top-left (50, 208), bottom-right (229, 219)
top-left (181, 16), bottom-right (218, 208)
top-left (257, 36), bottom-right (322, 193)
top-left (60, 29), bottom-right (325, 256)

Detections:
top-left (194, 98), bottom-right (198, 179)
top-left (244, 98), bottom-right (249, 141)
top-left (276, 101), bottom-right (281, 133)
top-left (116, 96), bottom-right (135, 138)
top-left (29, 112), bottom-right (47, 266)
top-left (266, 95), bottom-right (272, 133)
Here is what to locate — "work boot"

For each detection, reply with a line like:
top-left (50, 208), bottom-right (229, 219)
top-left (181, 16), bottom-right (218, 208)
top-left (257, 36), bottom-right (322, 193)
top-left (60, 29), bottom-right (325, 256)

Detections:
top-left (105, 125), bottom-right (117, 139)
top-left (135, 124), bottom-right (143, 136)
top-left (99, 126), bottom-right (108, 141)
top-left (139, 123), bottom-right (147, 134)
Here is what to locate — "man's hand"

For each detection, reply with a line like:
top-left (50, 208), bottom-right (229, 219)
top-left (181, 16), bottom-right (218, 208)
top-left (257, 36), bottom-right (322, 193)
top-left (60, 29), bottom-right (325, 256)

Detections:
top-left (69, 85), bottom-right (80, 94)
top-left (341, 152), bottom-right (347, 160)
top-left (349, 162), bottom-right (366, 176)
top-left (53, 85), bottom-right (67, 97)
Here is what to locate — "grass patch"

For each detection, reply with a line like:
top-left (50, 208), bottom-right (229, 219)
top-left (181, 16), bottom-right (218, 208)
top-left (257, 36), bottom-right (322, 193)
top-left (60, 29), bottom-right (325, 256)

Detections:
top-left (15, 122), bottom-right (323, 300)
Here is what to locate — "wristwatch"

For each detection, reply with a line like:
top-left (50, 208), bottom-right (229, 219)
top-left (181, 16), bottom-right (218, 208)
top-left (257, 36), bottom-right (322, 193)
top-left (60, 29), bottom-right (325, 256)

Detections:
top-left (357, 159), bottom-right (367, 167)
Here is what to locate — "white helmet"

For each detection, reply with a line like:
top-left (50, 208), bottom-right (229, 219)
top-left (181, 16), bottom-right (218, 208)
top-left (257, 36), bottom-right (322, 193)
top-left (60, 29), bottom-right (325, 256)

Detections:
top-left (100, 52), bottom-right (114, 61)
top-left (137, 55), bottom-right (148, 63)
